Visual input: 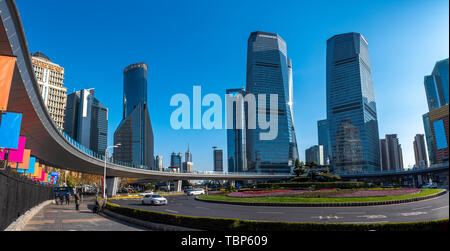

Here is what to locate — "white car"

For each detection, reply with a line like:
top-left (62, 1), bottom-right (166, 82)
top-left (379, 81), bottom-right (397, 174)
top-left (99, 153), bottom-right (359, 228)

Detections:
top-left (141, 194), bottom-right (167, 205)
top-left (186, 188), bottom-right (205, 196)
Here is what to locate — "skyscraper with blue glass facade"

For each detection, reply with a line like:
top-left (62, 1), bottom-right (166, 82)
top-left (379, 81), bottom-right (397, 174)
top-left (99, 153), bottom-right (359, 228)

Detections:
top-left (317, 119), bottom-right (331, 165)
top-left (245, 31), bottom-right (298, 174)
top-left (422, 58), bottom-right (449, 165)
top-left (114, 63), bottom-right (154, 169)
top-left (326, 32), bottom-right (381, 173)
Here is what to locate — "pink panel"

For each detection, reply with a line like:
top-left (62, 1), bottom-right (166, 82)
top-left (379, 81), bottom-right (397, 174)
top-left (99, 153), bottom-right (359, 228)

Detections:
top-left (0, 148), bottom-right (5, 160)
top-left (7, 136), bottom-right (26, 162)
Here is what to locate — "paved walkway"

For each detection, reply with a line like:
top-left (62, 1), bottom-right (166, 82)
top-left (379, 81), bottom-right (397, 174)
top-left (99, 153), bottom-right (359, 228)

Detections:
top-left (22, 198), bottom-right (149, 231)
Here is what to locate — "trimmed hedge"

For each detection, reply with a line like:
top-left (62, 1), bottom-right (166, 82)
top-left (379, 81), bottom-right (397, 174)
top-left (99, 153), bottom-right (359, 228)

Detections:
top-left (257, 182), bottom-right (367, 190)
top-left (105, 202), bottom-right (448, 231)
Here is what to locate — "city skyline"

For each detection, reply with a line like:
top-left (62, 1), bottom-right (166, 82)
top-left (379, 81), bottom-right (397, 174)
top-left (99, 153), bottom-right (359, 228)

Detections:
top-left (16, 0), bottom-right (449, 171)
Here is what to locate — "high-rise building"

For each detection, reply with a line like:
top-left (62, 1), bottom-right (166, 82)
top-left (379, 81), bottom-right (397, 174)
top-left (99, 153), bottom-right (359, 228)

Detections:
top-left (155, 155), bottom-right (163, 172)
top-left (326, 32), bottom-right (381, 173)
top-left (185, 145), bottom-right (192, 163)
top-left (305, 145), bottom-right (324, 165)
top-left (245, 31), bottom-right (298, 174)
top-left (428, 104), bottom-right (449, 164)
top-left (422, 58), bottom-right (449, 165)
top-left (317, 119), bottom-right (331, 165)
top-left (226, 87), bottom-right (248, 173)
top-left (182, 161), bottom-right (193, 173)
top-left (380, 134), bottom-right (404, 171)
top-left (213, 148), bottom-right (223, 172)
top-left (413, 134), bottom-right (429, 168)
top-left (170, 152), bottom-right (182, 169)
top-left (31, 52), bottom-right (67, 129)
top-left (63, 88), bottom-right (108, 154)
top-left (114, 63), bottom-right (154, 169)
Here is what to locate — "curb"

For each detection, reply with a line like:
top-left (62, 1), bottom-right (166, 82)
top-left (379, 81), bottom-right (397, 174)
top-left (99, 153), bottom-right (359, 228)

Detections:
top-left (102, 208), bottom-right (200, 231)
top-left (194, 190), bottom-right (448, 207)
top-left (4, 200), bottom-right (53, 231)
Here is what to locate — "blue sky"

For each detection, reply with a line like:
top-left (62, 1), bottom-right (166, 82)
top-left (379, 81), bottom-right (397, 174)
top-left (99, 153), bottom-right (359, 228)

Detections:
top-left (16, 0), bottom-right (449, 171)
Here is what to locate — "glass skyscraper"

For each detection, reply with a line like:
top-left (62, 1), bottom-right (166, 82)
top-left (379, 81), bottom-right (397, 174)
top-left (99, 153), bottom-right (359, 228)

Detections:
top-left (326, 32), bottom-right (381, 173)
top-left (226, 87), bottom-right (248, 173)
top-left (317, 119), bottom-right (331, 164)
top-left (245, 31), bottom-right (298, 174)
top-left (114, 63), bottom-right (154, 169)
top-left (422, 58), bottom-right (449, 165)
top-left (64, 88), bottom-right (108, 154)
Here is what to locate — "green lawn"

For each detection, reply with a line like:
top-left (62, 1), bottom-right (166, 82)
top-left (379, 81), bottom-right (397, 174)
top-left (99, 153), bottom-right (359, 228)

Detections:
top-left (198, 189), bottom-right (444, 204)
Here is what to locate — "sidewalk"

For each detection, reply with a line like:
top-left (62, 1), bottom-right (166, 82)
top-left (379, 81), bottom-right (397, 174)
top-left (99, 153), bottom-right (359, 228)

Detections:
top-left (22, 198), bottom-right (149, 231)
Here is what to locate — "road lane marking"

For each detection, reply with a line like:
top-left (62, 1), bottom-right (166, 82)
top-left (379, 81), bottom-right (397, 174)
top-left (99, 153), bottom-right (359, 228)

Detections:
top-left (336, 212), bottom-right (366, 215)
top-left (431, 205), bottom-right (449, 211)
top-left (411, 206), bottom-right (431, 211)
top-left (256, 212), bottom-right (284, 214)
top-left (400, 212), bottom-right (427, 216)
top-left (164, 209), bottom-right (179, 214)
top-left (357, 215), bottom-right (387, 219)
top-left (311, 215), bottom-right (342, 219)
top-left (195, 206), bottom-right (210, 210)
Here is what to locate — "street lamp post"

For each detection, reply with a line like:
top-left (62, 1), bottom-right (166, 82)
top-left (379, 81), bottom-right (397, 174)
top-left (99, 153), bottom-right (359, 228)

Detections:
top-left (103, 143), bottom-right (121, 200)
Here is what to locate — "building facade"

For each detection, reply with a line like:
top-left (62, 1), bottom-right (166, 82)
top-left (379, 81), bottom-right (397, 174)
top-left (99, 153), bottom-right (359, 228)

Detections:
top-left (380, 134), bottom-right (404, 171)
top-left (31, 52), bottom-right (67, 129)
top-left (63, 88), bottom-right (108, 154)
top-left (317, 119), bottom-right (331, 165)
top-left (326, 32), bottom-right (381, 173)
top-left (155, 155), bottom-right (163, 172)
top-left (413, 134), bottom-right (429, 168)
top-left (305, 145), bottom-right (324, 166)
top-left (170, 152), bottom-right (182, 169)
top-left (422, 58), bottom-right (449, 165)
top-left (245, 31), bottom-right (298, 174)
top-left (226, 87), bottom-right (248, 173)
top-left (114, 63), bottom-right (154, 169)
top-left (213, 148), bottom-right (223, 172)
top-left (428, 104), bottom-right (449, 164)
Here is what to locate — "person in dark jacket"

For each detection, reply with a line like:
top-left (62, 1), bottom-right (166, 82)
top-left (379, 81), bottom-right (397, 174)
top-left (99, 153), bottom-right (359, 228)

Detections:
top-left (54, 192), bottom-right (59, 205)
top-left (65, 192), bottom-right (70, 205)
top-left (59, 192), bottom-right (64, 205)
top-left (74, 192), bottom-right (80, 210)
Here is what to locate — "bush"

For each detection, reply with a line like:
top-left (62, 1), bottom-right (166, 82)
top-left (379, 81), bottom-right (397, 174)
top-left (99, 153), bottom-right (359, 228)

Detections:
top-left (105, 202), bottom-right (448, 231)
top-left (256, 182), bottom-right (367, 190)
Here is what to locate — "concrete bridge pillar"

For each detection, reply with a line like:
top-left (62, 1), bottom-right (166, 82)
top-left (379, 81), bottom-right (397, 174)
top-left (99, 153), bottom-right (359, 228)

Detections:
top-left (167, 181), bottom-right (171, 191)
top-left (175, 180), bottom-right (182, 192)
top-left (106, 177), bottom-right (119, 198)
top-left (230, 180), bottom-right (235, 188)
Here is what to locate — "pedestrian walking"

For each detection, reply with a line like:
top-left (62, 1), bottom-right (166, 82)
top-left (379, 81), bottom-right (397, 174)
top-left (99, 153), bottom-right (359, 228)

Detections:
top-left (74, 192), bottom-right (80, 211)
top-left (54, 192), bottom-right (59, 205)
top-left (59, 192), bottom-right (64, 205)
top-left (65, 192), bottom-right (70, 205)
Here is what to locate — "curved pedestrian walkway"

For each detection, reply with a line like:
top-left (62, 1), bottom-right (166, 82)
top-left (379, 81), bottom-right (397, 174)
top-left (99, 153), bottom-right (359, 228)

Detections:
top-left (21, 197), bottom-right (149, 231)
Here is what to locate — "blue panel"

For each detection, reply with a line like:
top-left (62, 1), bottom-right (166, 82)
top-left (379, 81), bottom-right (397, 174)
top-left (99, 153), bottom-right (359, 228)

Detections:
top-left (26, 157), bottom-right (36, 174)
top-left (433, 120), bottom-right (448, 150)
top-left (0, 112), bottom-right (22, 149)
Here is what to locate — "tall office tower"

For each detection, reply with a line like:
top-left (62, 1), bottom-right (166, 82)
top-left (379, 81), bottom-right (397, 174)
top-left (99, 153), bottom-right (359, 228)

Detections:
top-left (170, 152), bottom-right (182, 168)
top-left (63, 88), bottom-right (108, 154)
top-left (182, 161), bottom-right (193, 173)
top-left (326, 32), bottom-right (381, 174)
top-left (185, 145), bottom-right (192, 163)
top-left (422, 58), bottom-right (449, 165)
top-left (413, 134), bottom-right (429, 168)
top-left (226, 87), bottom-right (248, 173)
top-left (305, 145), bottom-right (324, 165)
top-left (155, 155), bottom-right (163, 172)
top-left (213, 148), bottom-right (223, 172)
top-left (427, 104), bottom-right (449, 164)
top-left (379, 134), bottom-right (404, 171)
top-left (317, 119), bottom-right (331, 165)
top-left (31, 52), bottom-right (67, 129)
top-left (245, 31), bottom-right (299, 174)
top-left (114, 63), bottom-right (154, 169)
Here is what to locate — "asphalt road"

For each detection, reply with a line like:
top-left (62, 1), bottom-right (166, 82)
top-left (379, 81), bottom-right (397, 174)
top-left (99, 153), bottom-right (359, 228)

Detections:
top-left (110, 191), bottom-right (449, 224)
